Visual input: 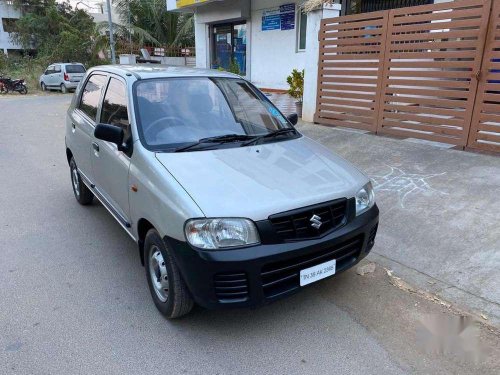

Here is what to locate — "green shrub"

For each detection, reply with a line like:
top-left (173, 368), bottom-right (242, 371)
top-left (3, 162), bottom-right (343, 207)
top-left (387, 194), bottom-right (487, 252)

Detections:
top-left (287, 69), bottom-right (304, 103)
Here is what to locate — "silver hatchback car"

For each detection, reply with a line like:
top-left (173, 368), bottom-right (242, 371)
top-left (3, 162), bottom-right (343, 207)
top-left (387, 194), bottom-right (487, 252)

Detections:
top-left (65, 65), bottom-right (379, 318)
top-left (40, 63), bottom-right (86, 93)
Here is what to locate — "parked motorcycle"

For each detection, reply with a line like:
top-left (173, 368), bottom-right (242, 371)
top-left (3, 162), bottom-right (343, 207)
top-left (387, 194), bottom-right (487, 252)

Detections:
top-left (0, 74), bottom-right (28, 95)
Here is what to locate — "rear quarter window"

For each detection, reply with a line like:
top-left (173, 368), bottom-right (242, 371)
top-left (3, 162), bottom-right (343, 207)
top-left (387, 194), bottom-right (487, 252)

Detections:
top-left (66, 65), bottom-right (86, 74)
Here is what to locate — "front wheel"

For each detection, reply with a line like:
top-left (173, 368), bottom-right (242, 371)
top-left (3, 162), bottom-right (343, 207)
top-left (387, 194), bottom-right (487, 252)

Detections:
top-left (144, 229), bottom-right (194, 319)
top-left (41, 82), bottom-right (46, 91)
top-left (19, 85), bottom-right (27, 95)
top-left (69, 157), bottom-right (93, 205)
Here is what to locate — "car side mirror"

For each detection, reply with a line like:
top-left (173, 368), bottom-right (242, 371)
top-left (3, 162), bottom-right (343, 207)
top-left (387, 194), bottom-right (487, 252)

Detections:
top-left (287, 113), bottom-right (298, 126)
top-left (94, 123), bottom-right (125, 149)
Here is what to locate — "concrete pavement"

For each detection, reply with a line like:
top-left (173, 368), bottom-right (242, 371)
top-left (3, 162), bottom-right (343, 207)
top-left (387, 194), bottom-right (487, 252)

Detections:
top-left (0, 95), bottom-right (498, 374)
top-left (296, 121), bottom-right (500, 327)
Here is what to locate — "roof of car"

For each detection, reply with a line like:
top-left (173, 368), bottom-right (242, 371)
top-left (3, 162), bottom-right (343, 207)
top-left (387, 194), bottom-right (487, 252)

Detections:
top-left (51, 62), bottom-right (84, 65)
top-left (88, 65), bottom-right (241, 80)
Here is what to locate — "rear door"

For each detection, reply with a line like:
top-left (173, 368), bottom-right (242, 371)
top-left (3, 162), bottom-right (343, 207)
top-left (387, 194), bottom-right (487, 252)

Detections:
top-left (69, 73), bottom-right (108, 182)
top-left (65, 64), bottom-right (86, 84)
top-left (91, 76), bottom-right (132, 226)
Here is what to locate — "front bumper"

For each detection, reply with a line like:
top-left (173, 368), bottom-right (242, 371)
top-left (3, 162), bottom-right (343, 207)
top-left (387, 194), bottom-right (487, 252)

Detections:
top-left (166, 204), bottom-right (379, 310)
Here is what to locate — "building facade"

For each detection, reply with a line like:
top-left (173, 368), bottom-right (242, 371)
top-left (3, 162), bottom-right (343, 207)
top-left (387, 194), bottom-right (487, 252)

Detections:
top-left (0, 1), bottom-right (21, 55)
top-left (167, 0), bottom-right (340, 91)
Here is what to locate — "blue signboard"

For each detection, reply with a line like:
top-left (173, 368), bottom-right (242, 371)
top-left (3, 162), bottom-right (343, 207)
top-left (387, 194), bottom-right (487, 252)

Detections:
top-left (280, 3), bottom-right (295, 13)
top-left (262, 3), bottom-right (296, 31)
top-left (262, 13), bottom-right (281, 31)
top-left (280, 12), bottom-right (295, 30)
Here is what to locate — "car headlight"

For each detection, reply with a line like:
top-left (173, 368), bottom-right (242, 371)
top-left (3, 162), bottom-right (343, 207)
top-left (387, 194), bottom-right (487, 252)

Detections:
top-left (355, 182), bottom-right (375, 216)
top-left (184, 218), bottom-right (260, 249)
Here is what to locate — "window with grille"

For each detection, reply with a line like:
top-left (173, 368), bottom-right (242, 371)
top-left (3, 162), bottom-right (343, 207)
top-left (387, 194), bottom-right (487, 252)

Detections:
top-left (344, 0), bottom-right (433, 15)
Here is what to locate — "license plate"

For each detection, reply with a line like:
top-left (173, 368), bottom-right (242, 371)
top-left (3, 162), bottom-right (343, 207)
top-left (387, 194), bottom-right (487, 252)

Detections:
top-left (300, 259), bottom-right (336, 286)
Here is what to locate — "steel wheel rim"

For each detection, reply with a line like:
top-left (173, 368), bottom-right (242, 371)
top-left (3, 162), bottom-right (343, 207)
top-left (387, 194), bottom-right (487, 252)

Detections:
top-left (71, 167), bottom-right (80, 198)
top-left (149, 246), bottom-right (169, 303)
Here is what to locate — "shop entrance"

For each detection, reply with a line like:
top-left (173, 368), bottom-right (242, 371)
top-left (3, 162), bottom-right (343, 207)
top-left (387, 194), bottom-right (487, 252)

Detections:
top-left (211, 22), bottom-right (247, 76)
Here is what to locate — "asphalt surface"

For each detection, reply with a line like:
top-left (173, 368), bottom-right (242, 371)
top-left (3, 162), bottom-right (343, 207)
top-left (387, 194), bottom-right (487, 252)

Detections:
top-left (0, 95), bottom-right (499, 374)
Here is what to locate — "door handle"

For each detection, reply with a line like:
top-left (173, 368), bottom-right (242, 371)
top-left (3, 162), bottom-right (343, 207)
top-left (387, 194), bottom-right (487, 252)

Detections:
top-left (92, 142), bottom-right (100, 153)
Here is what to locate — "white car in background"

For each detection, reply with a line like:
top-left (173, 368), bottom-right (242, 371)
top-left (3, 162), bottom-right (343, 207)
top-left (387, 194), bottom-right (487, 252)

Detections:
top-left (39, 63), bottom-right (86, 93)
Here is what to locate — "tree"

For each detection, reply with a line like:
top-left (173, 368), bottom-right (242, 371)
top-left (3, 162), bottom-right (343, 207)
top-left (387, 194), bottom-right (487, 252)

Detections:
top-left (7, 0), bottom-right (103, 64)
top-left (113, 0), bottom-right (194, 46)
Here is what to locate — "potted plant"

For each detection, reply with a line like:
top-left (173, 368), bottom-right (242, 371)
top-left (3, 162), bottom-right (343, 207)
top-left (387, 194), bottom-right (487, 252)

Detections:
top-left (287, 68), bottom-right (304, 117)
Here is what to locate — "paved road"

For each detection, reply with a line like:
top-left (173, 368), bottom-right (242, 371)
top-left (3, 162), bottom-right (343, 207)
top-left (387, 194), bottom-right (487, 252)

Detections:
top-left (0, 95), bottom-right (498, 374)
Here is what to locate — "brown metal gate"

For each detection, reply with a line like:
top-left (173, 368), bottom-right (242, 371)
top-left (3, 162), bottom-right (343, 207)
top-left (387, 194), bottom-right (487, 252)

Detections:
top-left (315, 0), bottom-right (500, 152)
top-left (468, 0), bottom-right (500, 152)
top-left (316, 10), bottom-right (389, 132)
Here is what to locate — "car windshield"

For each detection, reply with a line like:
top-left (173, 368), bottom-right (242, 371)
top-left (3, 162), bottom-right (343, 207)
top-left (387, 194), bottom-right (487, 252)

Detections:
top-left (66, 64), bottom-right (86, 73)
top-left (134, 77), bottom-right (297, 151)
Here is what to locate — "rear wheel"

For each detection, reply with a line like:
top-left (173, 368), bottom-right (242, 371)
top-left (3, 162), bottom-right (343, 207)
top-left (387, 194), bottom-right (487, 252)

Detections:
top-left (61, 84), bottom-right (67, 94)
top-left (69, 157), bottom-right (93, 205)
top-left (144, 229), bottom-right (194, 319)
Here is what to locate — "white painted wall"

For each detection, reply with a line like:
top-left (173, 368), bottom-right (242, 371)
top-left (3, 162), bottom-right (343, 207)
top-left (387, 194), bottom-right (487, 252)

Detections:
top-left (302, 4), bottom-right (341, 122)
top-left (0, 2), bottom-right (21, 54)
top-left (194, 14), bottom-right (209, 69)
top-left (250, 0), bottom-right (305, 90)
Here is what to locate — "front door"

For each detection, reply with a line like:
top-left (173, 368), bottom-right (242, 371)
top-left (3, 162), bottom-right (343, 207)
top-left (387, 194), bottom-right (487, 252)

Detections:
top-left (212, 22), bottom-right (247, 76)
top-left (91, 76), bottom-right (132, 227)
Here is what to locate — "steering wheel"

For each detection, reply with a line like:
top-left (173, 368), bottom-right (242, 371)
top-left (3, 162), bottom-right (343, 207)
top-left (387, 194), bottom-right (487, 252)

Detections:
top-left (144, 115), bottom-right (195, 141)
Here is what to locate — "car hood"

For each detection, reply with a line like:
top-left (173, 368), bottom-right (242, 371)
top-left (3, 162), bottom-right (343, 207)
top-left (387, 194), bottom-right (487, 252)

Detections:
top-left (155, 137), bottom-right (368, 220)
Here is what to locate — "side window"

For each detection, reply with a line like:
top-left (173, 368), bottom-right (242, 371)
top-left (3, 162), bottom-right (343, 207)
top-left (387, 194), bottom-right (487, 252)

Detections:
top-left (45, 66), bottom-right (54, 75)
top-left (297, 10), bottom-right (308, 51)
top-left (54, 65), bottom-right (61, 73)
top-left (78, 74), bottom-right (108, 121)
top-left (101, 78), bottom-right (130, 139)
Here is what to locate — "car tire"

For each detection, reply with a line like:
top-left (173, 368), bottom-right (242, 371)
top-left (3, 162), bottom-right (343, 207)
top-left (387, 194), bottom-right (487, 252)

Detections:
top-left (41, 82), bottom-right (46, 91)
top-left (144, 229), bottom-right (194, 319)
top-left (61, 84), bottom-right (67, 94)
top-left (69, 157), bottom-right (93, 205)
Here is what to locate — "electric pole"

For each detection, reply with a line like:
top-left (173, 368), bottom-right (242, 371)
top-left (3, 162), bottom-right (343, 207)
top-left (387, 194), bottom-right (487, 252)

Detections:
top-left (106, 0), bottom-right (116, 64)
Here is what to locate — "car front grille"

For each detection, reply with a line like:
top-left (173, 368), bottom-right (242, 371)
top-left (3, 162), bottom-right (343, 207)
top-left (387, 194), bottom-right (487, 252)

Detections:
top-left (269, 199), bottom-right (348, 241)
top-left (214, 272), bottom-right (249, 303)
top-left (261, 235), bottom-right (363, 299)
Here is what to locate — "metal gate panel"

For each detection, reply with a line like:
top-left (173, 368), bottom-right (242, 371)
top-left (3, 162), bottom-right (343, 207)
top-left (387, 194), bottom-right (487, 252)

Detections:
top-left (468, 0), bottom-right (500, 152)
top-left (314, 11), bottom-right (389, 132)
top-left (376, 0), bottom-right (490, 146)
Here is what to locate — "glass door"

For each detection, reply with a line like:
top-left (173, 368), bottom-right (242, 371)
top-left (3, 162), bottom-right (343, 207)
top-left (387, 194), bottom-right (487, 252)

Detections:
top-left (212, 22), bottom-right (247, 76)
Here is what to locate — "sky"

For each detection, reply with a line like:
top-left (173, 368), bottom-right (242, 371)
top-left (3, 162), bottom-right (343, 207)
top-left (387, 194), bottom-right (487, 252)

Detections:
top-left (59, 0), bottom-right (106, 13)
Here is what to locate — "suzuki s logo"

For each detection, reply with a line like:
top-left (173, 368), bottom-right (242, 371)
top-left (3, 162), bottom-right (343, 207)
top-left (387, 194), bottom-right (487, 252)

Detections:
top-left (310, 215), bottom-right (323, 229)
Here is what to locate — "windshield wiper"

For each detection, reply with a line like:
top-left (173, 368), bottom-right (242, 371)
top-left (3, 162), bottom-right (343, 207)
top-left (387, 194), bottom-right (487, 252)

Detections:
top-left (241, 128), bottom-right (298, 147)
top-left (174, 134), bottom-right (254, 152)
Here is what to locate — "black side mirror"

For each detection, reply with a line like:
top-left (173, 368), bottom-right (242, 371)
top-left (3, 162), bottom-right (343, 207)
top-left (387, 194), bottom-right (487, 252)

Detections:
top-left (94, 124), bottom-right (125, 150)
top-left (287, 113), bottom-right (298, 126)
